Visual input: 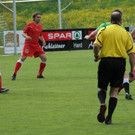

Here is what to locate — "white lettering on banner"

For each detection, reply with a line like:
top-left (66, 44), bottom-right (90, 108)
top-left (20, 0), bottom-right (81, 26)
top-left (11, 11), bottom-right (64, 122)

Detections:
top-left (73, 43), bottom-right (82, 48)
top-left (54, 33), bottom-right (59, 38)
top-left (48, 33), bottom-right (72, 40)
top-left (88, 41), bottom-right (94, 49)
top-left (67, 33), bottom-right (72, 38)
top-left (48, 33), bottom-right (53, 39)
top-left (45, 43), bottom-right (65, 49)
top-left (60, 33), bottom-right (65, 38)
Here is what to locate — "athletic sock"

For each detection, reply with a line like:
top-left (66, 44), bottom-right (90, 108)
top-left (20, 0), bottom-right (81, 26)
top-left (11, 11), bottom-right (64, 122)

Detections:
top-left (0, 72), bottom-right (2, 90)
top-left (14, 60), bottom-right (23, 75)
top-left (107, 97), bottom-right (117, 119)
top-left (98, 90), bottom-right (106, 104)
top-left (38, 62), bottom-right (46, 76)
top-left (123, 78), bottom-right (130, 94)
top-left (123, 82), bottom-right (130, 94)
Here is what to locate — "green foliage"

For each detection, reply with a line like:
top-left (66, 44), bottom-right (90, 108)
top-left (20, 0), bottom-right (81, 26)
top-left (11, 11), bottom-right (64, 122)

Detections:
top-left (0, 4), bottom-right (13, 30)
top-left (1, 0), bottom-right (135, 30)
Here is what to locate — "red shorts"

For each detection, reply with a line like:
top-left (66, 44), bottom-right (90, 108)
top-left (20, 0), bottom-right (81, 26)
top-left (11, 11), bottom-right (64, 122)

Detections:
top-left (22, 44), bottom-right (45, 58)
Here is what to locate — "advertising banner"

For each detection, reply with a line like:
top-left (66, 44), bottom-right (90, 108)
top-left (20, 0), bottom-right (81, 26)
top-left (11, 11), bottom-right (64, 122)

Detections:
top-left (3, 30), bottom-right (25, 54)
top-left (41, 28), bottom-right (96, 51)
top-left (4, 27), bottom-right (133, 54)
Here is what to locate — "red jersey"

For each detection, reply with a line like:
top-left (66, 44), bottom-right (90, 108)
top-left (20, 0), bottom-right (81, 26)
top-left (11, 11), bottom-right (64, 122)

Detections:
top-left (23, 21), bottom-right (43, 46)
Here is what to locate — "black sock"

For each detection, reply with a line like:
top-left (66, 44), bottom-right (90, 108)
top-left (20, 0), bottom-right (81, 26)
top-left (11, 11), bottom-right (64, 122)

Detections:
top-left (98, 90), bottom-right (106, 104)
top-left (107, 97), bottom-right (117, 119)
top-left (123, 82), bottom-right (129, 94)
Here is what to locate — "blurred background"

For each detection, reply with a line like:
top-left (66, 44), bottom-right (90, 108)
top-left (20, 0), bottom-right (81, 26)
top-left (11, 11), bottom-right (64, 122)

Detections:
top-left (0, 0), bottom-right (135, 47)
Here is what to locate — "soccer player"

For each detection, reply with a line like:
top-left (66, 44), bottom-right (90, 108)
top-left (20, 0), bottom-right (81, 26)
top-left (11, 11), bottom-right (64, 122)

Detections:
top-left (0, 66), bottom-right (9, 93)
top-left (84, 10), bottom-right (134, 100)
top-left (93, 11), bottom-right (135, 124)
top-left (12, 12), bottom-right (46, 80)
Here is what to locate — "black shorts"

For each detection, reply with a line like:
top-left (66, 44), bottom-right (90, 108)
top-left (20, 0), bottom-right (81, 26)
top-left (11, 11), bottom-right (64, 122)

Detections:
top-left (98, 57), bottom-right (126, 90)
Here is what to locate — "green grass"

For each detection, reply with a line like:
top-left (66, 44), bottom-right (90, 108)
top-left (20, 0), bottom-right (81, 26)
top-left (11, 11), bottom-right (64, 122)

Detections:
top-left (0, 50), bottom-right (135, 135)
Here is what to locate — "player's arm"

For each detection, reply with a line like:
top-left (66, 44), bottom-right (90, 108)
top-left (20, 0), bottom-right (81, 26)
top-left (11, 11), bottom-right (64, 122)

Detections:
top-left (39, 35), bottom-right (46, 47)
top-left (131, 29), bottom-right (135, 39)
top-left (93, 44), bottom-right (100, 62)
top-left (84, 23), bottom-right (106, 40)
top-left (22, 33), bottom-right (32, 41)
top-left (22, 24), bottom-right (32, 41)
top-left (84, 30), bottom-right (98, 40)
top-left (93, 28), bottom-right (103, 62)
top-left (126, 32), bottom-right (135, 81)
top-left (128, 53), bottom-right (135, 81)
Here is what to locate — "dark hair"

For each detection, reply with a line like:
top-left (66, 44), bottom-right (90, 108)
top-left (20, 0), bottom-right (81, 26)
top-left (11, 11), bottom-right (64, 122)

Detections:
top-left (111, 12), bottom-right (122, 24)
top-left (33, 12), bottom-right (41, 20)
top-left (112, 9), bottom-right (122, 15)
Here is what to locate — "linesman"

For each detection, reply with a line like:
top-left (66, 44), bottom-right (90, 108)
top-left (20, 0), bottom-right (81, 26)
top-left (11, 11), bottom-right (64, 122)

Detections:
top-left (93, 11), bottom-right (135, 124)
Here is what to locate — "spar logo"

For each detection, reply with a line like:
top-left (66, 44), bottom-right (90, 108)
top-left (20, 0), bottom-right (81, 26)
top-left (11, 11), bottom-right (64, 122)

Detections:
top-left (43, 31), bottom-right (82, 41)
top-left (72, 31), bottom-right (82, 40)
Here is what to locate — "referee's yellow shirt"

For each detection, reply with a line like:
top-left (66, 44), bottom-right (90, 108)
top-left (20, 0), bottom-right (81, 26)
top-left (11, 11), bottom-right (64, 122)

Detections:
top-left (94, 24), bottom-right (135, 59)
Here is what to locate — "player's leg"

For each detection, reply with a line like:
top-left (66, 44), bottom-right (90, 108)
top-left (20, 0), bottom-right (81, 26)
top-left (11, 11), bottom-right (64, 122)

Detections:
top-left (34, 45), bottom-right (47, 78)
top-left (97, 59), bottom-right (110, 123)
top-left (118, 72), bottom-right (127, 93)
top-left (105, 58), bottom-right (125, 124)
top-left (105, 87), bottom-right (118, 124)
top-left (0, 65), bottom-right (9, 93)
top-left (12, 55), bottom-right (27, 80)
top-left (123, 73), bottom-right (133, 100)
top-left (37, 53), bottom-right (47, 78)
top-left (97, 89), bottom-right (107, 123)
top-left (118, 72), bottom-right (133, 100)
top-left (12, 44), bottom-right (33, 80)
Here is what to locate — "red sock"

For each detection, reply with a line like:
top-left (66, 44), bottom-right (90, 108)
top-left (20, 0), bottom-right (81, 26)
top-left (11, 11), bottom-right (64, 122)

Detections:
top-left (38, 62), bottom-right (46, 76)
top-left (0, 73), bottom-right (2, 90)
top-left (14, 62), bottom-right (22, 75)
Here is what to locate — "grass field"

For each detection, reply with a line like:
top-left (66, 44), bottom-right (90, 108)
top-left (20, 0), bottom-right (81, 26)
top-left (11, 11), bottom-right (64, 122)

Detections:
top-left (0, 50), bottom-right (135, 135)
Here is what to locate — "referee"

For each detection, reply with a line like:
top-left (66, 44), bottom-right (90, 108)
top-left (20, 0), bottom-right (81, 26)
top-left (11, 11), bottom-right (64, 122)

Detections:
top-left (93, 11), bottom-right (135, 124)
top-left (85, 10), bottom-right (134, 100)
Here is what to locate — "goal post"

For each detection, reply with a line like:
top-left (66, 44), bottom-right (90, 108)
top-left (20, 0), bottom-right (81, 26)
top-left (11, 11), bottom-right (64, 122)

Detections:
top-left (0, 0), bottom-right (49, 55)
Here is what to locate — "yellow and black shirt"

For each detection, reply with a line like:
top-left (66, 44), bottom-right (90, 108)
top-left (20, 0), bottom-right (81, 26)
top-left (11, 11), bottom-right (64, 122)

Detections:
top-left (94, 24), bottom-right (135, 59)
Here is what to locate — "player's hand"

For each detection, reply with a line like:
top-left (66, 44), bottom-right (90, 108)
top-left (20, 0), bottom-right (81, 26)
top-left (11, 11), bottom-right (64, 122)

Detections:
top-left (84, 35), bottom-right (90, 40)
top-left (129, 71), bottom-right (135, 82)
top-left (42, 42), bottom-right (46, 47)
top-left (94, 55), bottom-right (100, 62)
top-left (26, 36), bottom-right (32, 41)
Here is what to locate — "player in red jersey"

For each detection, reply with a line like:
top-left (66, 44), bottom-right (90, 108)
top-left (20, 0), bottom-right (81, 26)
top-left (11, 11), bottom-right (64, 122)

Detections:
top-left (12, 12), bottom-right (47, 80)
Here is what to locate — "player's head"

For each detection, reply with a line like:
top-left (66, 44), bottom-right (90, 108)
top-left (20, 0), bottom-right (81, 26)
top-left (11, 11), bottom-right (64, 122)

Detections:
top-left (111, 11), bottom-right (122, 25)
top-left (112, 9), bottom-right (123, 16)
top-left (33, 12), bottom-right (41, 23)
